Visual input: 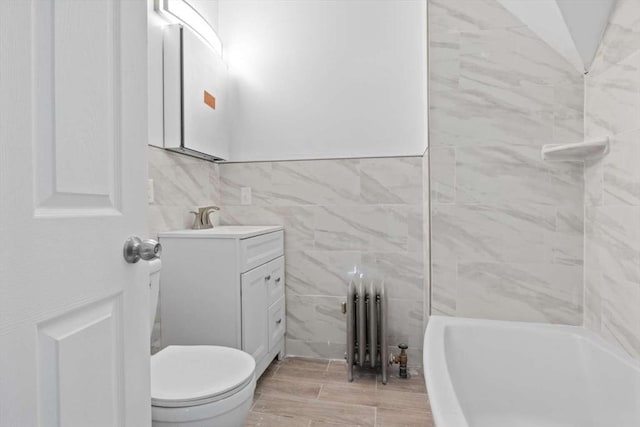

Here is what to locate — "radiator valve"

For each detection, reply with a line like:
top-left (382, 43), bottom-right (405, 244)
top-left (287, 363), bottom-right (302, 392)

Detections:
top-left (389, 343), bottom-right (408, 378)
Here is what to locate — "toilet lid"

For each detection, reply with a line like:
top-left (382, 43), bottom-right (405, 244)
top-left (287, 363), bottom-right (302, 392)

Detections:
top-left (151, 345), bottom-right (256, 408)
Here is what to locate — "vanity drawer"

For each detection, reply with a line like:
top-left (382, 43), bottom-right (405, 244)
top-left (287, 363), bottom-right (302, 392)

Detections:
top-left (240, 231), bottom-right (284, 273)
top-left (268, 297), bottom-right (285, 352)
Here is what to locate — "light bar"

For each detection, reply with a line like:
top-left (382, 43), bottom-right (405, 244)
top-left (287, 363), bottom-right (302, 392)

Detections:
top-left (158, 0), bottom-right (222, 56)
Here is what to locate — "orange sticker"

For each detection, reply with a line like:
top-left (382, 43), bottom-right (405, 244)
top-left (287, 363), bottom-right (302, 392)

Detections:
top-left (204, 90), bottom-right (216, 110)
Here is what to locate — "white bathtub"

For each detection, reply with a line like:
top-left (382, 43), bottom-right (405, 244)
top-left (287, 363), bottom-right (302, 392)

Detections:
top-left (423, 316), bottom-right (640, 427)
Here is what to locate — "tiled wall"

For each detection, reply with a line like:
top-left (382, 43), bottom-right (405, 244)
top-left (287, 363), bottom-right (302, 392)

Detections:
top-left (584, 0), bottom-right (640, 360)
top-left (422, 149), bottom-right (430, 331)
top-left (147, 146), bottom-right (221, 239)
top-left (147, 146), bottom-right (221, 352)
top-left (429, 0), bottom-right (585, 324)
top-left (218, 157), bottom-right (426, 362)
top-left (147, 150), bottom-right (427, 361)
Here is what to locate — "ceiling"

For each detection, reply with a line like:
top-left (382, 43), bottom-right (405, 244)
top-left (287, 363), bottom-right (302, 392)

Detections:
top-left (497, 0), bottom-right (616, 73)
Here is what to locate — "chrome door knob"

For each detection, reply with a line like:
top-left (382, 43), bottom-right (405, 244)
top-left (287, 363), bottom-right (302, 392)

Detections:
top-left (123, 236), bottom-right (162, 263)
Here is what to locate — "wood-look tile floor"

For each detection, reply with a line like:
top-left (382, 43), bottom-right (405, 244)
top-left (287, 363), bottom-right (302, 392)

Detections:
top-left (245, 357), bottom-right (435, 427)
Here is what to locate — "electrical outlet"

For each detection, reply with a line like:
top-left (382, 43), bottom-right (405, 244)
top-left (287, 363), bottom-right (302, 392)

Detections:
top-left (240, 187), bottom-right (252, 205)
top-left (148, 179), bottom-right (154, 204)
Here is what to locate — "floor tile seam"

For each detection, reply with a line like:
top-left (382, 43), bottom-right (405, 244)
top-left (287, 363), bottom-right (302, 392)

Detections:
top-left (367, 387), bottom-right (430, 399)
top-left (278, 361), bottom-right (331, 368)
top-left (317, 383), bottom-right (324, 400)
top-left (260, 376), bottom-right (325, 389)
top-left (315, 394), bottom-right (432, 413)
top-left (249, 407), bottom-right (375, 427)
top-left (253, 394), bottom-right (380, 414)
top-left (258, 392), bottom-right (326, 404)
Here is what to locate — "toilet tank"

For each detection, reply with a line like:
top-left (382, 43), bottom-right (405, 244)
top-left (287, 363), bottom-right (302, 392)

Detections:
top-left (149, 259), bottom-right (162, 330)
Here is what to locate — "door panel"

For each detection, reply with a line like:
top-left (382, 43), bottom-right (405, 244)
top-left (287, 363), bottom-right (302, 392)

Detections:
top-left (33, 0), bottom-right (121, 214)
top-left (38, 297), bottom-right (122, 427)
top-left (0, 0), bottom-right (149, 426)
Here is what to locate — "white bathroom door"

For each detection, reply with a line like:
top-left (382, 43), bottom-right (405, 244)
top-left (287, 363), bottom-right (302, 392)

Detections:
top-left (0, 1), bottom-right (150, 426)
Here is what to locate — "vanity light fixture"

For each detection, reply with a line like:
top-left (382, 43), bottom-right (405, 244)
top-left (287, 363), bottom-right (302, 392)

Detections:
top-left (156, 0), bottom-right (223, 56)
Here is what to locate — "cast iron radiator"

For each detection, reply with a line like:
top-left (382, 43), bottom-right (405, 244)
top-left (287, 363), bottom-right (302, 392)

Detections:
top-left (345, 276), bottom-right (388, 384)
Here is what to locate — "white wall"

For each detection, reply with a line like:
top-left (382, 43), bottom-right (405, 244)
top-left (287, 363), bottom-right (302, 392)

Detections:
top-left (186, 0), bottom-right (219, 30)
top-left (497, 0), bottom-right (615, 72)
top-left (497, 0), bottom-right (583, 72)
top-left (218, 0), bottom-right (428, 161)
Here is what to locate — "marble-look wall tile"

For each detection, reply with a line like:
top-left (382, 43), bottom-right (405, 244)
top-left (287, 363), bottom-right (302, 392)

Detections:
top-left (386, 298), bottom-right (424, 351)
top-left (286, 250), bottom-right (360, 297)
top-left (456, 262), bottom-right (582, 325)
top-left (600, 278), bottom-right (640, 359)
top-left (430, 147), bottom-right (455, 203)
top-left (429, 32), bottom-right (460, 93)
top-left (429, 0), bottom-right (585, 325)
top-left (428, 0), bottom-right (523, 34)
top-left (220, 162), bottom-right (273, 206)
top-left (285, 338), bottom-right (346, 360)
top-left (553, 78), bottom-right (584, 144)
top-left (430, 83), bottom-right (555, 148)
top-left (149, 155), bottom-right (217, 207)
top-left (219, 157), bottom-right (425, 360)
top-left (361, 252), bottom-right (424, 301)
top-left (271, 160), bottom-right (361, 206)
top-left (429, 10), bottom-right (579, 151)
top-left (147, 146), bottom-right (221, 238)
top-left (603, 130), bottom-right (640, 206)
top-left (585, 158), bottom-right (605, 207)
top-left (586, 205), bottom-right (640, 285)
top-left (360, 157), bottom-right (422, 204)
top-left (585, 54), bottom-right (640, 138)
top-left (286, 294), bottom-right (346, 344)
top-left (584, 211), bottom-right (603, 333)
top-left (220, 205), bottom-right (317, 251)
top-left (313, 206), bottom-right (374, 251)
top-left (432, 203), bottom-right (556, 264)
top-left (431, 261), bottom-right (456, 316)
top-left (422, 150), bottom-right (430, 330)
top-left (407, 205), bottom-right (425, 254)
top-left (590, 0), bottom-right (640, 76)
top-left (314, 205), bottom-right (410, 252)
top-left (584, 0), bottom-right (640, 361)
top-left (454, 145), bottom-right (583, 206)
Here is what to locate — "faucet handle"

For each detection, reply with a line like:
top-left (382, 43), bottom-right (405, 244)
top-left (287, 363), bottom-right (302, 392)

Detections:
top-left (201, 206), bottom-right (220, 226)
top-left (189, 211), bottom-right (203, 229)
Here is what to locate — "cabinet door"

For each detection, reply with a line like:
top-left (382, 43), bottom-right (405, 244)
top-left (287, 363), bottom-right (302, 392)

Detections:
top-left (241, 263), bottom-right (270, 364)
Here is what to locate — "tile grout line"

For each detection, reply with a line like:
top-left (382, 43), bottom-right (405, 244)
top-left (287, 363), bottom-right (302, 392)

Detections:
top-left (373, 406), bottom-right (377, 427)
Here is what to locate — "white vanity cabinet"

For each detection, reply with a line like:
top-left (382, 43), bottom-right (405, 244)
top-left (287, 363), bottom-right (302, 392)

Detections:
top-left (158, 226), bottom-right (285, 379)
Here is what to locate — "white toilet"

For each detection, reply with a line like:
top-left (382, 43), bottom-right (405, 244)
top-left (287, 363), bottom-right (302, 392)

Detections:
top-left (148, 259), bottom-right (256, 426)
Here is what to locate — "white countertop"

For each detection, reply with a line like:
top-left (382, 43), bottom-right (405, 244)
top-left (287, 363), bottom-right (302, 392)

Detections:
top-left (158, 225), bottom-right (283, 239)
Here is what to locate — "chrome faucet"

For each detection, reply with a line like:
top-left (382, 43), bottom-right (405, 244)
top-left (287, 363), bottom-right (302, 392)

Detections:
top-left (190, 206), bottom-right (220, 229)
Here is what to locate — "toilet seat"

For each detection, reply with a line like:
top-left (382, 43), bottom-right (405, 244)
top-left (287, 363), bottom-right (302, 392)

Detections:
top-left (151, 345), bottom-right (256, 408)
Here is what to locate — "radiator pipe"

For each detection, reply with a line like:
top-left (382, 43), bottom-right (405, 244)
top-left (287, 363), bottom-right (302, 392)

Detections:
top-left (390, 343), bottom-right (408, 378)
